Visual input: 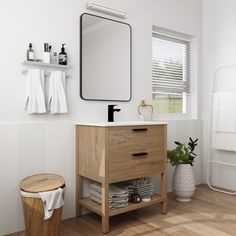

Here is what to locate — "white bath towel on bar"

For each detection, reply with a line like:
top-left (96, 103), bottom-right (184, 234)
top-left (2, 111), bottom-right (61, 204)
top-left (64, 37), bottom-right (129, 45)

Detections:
top-left (212, 91), bottom-right (236, 151)
top-left (212, 132), bottom-right (236, 152)
top-left (213, 92), bottom-right (236, 133)
top-left (48, 71), bottom-right (68, 114)
top-left (24, 69), bottom-right (46, 113)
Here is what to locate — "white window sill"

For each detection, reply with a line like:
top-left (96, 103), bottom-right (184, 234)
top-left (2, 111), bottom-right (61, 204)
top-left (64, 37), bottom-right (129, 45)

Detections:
top-left (152, 113), bottom-right (200, 121)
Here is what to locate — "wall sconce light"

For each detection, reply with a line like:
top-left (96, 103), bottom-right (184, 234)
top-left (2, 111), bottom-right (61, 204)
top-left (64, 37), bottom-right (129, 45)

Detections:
top-left (86, 3), bottom-right (129, 19)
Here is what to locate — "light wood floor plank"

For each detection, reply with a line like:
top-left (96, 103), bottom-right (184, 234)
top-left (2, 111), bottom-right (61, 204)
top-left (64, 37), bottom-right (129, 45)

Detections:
top-left (6, 185), bottom-right (236, 236)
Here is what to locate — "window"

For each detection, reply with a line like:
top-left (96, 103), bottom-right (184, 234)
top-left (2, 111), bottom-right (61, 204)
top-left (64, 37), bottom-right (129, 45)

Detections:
top-left (152, 32), bottom-right (190, 114)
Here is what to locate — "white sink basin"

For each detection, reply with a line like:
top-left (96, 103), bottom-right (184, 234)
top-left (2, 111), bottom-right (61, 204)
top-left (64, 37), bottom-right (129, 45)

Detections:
top-left (76, 121), bottom-right (167, 127)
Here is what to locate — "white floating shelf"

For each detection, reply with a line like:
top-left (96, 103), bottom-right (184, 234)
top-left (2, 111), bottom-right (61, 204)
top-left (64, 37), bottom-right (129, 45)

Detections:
top-left (22, 61), bottom-right (71, 69)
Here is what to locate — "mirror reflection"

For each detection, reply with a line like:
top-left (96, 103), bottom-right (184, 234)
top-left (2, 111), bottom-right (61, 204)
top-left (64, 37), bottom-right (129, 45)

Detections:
top-left (80, 13), bottom-right (132, 101)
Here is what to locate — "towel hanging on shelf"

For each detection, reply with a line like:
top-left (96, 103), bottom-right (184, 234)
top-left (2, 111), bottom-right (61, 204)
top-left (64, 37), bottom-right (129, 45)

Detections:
top-left (24, 69), bottom-right (46, 114)
top-left (48, 71), bottom-right (68, 114)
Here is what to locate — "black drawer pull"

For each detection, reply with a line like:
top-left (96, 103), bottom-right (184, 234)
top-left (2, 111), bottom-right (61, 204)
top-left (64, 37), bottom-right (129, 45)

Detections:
top-left (132, 128), bottom-right (148, 132)
top-left (132, 152), bottom-right (148, 157)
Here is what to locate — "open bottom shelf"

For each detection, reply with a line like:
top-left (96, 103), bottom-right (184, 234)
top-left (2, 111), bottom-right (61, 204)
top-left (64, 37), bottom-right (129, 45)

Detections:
top-left (79, 194), bottom-right (164, 217)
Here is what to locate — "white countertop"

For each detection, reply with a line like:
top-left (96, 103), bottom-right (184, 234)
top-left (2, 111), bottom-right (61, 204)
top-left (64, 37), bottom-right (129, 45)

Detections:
top-left (76, 121), bottom-right (167, 127)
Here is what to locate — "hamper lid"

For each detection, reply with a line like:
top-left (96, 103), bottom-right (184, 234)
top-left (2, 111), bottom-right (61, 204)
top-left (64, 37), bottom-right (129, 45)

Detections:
top-left (20, 173), bottom-right (65, 193)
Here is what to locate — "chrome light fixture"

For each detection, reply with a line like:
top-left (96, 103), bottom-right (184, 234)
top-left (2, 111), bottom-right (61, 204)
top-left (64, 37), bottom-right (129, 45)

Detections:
top-left (86, 3), bottom-right (129, 19)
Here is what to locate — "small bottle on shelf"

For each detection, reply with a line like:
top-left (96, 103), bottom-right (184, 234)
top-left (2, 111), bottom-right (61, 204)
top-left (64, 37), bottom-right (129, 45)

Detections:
top-left (52, 52), bottom-right (58, 64)
top-left (131, 189), bottom-right (141, 203)
top-left (59, 44), bottom-right (67, 65)
top-left (27, 43), bottom-right (34, 61)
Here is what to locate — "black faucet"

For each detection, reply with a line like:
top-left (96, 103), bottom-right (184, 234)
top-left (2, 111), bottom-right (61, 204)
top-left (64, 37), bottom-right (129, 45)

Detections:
top-left (108, 105), bottom-right (121, 122)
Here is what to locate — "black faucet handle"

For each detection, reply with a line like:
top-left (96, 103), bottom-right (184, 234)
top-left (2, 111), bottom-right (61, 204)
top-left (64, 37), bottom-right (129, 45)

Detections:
top-left (108, 104), bottom-right (118, 109)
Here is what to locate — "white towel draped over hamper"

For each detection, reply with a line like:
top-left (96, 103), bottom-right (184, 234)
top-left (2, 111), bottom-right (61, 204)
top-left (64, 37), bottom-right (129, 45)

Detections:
top-left (48, 71), bottom-right (68, 114)
top-left (212, 91), bottom-right (236, 151)
top-left (24, 69), bottom-right (46, 113)
top-left (21, 187), bottom-right (65, 220)
top-left (39, 188), bottom-right (64, 220)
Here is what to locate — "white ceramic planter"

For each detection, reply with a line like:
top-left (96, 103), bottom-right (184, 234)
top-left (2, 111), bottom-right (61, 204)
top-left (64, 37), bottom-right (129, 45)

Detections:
top-left (172, 164), bottom-right (195, 202)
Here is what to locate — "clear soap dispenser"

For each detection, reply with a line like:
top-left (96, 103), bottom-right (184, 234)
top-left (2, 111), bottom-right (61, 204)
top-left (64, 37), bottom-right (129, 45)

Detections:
top-left (27, 43), bottom-right (34, 61)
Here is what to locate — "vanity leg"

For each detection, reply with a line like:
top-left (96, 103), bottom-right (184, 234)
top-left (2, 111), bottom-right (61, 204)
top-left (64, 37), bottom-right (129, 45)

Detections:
top-left (161, 172), bottom-right (167, 214)
top-left (102, 181), bottom-right (109, 233)
top-left (102, 216), bottom-right (109, 233)
top-left (76, 175), bottom-right (83, 217)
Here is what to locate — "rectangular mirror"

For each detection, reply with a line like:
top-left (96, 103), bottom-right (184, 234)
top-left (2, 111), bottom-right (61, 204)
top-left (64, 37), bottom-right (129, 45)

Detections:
top-left (80, 13), bottom-right (132, 101)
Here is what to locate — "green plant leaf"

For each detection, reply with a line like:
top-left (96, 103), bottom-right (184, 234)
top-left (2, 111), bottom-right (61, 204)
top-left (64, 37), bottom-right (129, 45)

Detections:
top-left (194, 138), bottom-right (198, 143)
top-left (174, 141), bottom-right (181, 146)
top-left (167, 138), bottom-right (198, 166)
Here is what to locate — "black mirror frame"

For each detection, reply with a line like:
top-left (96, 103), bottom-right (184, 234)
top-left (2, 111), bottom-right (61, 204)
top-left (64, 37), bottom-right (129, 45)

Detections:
top-left (80, 13), bottom-right (132, 102)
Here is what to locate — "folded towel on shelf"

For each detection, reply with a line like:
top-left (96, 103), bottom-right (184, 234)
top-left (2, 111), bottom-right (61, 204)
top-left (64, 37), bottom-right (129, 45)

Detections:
top-left (90, 189), bottom-right (129, 203)
top-left (90, 189), bottom-right (112, 203)
top-left (24, 69), bottom-right (46, 113)
top-left (90, 195), bottom-right (129, 208)
top-left (48, 71), bottom-right (68, 114)
top-left (90, 195), bottom-right (112, 208)
top-left (90, 183), bottom-right (128, 198)
top-left (110, 202), bottom-right (129, 208)
top-left (90, 183), bottom-right (129, 209)
top-left (117, 178), bottom-right (154, 198)
top-left (39, 188), bottom-right (64, 220)
top-left (122, 185), bottom-right (154, 197)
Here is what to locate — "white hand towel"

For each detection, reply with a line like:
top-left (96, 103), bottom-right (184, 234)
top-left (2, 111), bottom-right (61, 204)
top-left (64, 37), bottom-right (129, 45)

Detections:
top-left (48, 71), bottom-right (68, 114)
top-left (24, 69), bottom-right (46, 113)
top-left (39, 188), bottom-right (64, 220)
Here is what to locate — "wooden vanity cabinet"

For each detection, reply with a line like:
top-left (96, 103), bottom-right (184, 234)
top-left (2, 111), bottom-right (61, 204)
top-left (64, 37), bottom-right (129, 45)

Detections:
top-left (76, 123), bottom-right (167, 233)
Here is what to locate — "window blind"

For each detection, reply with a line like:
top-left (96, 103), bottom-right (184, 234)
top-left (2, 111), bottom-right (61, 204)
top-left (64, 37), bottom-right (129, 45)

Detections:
top-left (152, 33), bottom-right (190, 95)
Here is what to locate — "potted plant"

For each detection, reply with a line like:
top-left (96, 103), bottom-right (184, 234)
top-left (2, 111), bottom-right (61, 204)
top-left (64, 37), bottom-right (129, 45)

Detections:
top-left (167, 137), bottom-right (198, 202)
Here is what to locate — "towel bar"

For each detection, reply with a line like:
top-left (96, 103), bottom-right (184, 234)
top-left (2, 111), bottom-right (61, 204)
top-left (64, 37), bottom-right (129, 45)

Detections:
top-left (208, 64), bottom-right (236, 195)
top-left (22, 69), bottom-right (71, 78)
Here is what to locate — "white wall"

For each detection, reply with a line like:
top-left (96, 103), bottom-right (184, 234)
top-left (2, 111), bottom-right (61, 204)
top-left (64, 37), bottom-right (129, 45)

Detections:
top-left (0, 0), bottom-right (203, 234)
top-left (203, 0), bottom-right (236, 189)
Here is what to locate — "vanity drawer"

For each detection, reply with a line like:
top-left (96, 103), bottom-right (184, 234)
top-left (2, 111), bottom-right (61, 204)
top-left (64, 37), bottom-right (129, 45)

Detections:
top-left (108, 125), bottom-right (165, 152)
top-left (108, 149), bottom-right (165, 183)
top-left (108, 125), bottom-right (166, 183)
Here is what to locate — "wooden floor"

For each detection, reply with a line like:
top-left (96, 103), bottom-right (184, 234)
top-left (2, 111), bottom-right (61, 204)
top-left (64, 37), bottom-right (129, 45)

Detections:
top-left (8, 185), bottom-right (236, 236)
